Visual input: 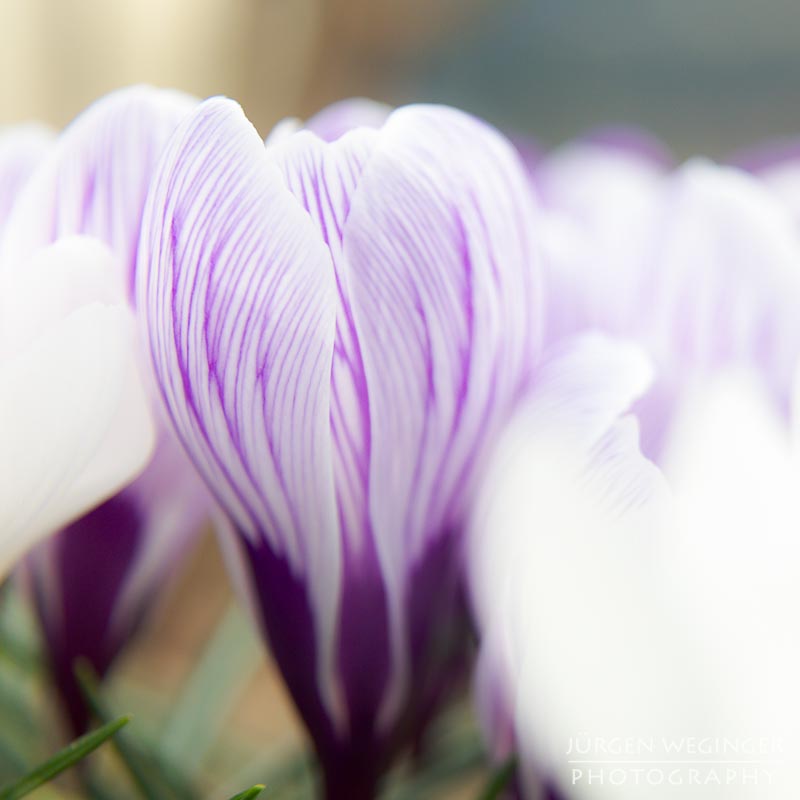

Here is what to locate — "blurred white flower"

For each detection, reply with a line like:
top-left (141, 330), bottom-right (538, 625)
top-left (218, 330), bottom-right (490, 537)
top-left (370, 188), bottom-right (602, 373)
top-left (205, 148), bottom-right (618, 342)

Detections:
top-left (469, 355), bottom-right (800, 798)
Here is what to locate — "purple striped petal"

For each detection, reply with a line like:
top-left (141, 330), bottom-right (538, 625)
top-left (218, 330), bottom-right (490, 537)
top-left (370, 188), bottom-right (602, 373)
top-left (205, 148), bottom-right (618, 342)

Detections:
top-left (5, 87), bottom-right (208, 734)
top-left (138, 98), bottom-right (343, 726)
top-left (139, 96), bottom-right (542, 794)
top-left (341, 104), bottom-right (541, 726)
top-left (1, 86), bottom-right (195, 298)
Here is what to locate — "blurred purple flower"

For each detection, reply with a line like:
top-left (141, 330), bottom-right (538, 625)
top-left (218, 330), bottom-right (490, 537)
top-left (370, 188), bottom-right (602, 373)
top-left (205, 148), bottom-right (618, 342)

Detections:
top-left (1, 86), bottom-right (210, 734)
top-left (138, 97), bottom-right (541, 797)
top-left (538, 152), bottom-right (800, 458)
top-left (470, 131), bottom-right (800, 789)
top-left (533, 125), bottom-right (671, 206)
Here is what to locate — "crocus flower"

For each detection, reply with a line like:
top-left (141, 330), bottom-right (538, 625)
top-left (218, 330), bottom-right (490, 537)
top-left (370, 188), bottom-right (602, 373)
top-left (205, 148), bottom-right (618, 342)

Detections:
top-left (1, 85), bottom-right (209, 734)
top-left (0, 235), bottom-right (154, 578)
top-left (470, 363), bottom-right (800, 799)
top-left (138, 96), bottom-right (541, 797)
top-left (540, 156), bottom-right (800, 457)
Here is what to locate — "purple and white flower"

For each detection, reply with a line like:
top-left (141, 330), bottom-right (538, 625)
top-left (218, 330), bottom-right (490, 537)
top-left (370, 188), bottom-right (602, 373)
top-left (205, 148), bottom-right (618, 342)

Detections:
top-left (1, 85), bottom-right (210, 734)
top-left (138, 96), bottom-right (542, 797)
top-left (539, 152), bottom-right (800, 457)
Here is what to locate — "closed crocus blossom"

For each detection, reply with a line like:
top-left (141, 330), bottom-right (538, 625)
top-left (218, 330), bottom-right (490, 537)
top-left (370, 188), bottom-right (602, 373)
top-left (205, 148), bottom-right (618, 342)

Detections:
top-left (543, 157), bottom-right (800, 457)
top-left (1, 85), bottom-right (210, 734)
top-left (139, 97), bottom-right (541, 798)
top-left (471, 366), bottom-right (800, 799)
top-left (0, 236), bottom-right (154, 577)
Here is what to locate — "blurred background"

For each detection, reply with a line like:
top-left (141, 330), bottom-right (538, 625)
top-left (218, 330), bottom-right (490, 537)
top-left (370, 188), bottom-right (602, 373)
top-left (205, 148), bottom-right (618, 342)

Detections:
top-left (3, 0), bottom-right (800, 156)
top-left (2, 1), bottom-right (800, 795)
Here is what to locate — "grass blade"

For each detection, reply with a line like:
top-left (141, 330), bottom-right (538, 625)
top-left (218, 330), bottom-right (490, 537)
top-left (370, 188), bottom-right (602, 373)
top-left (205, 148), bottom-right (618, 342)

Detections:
top-left (227, 785), bottom-right (265, 800)
top-left (0, 716), bottom-right (129, 800)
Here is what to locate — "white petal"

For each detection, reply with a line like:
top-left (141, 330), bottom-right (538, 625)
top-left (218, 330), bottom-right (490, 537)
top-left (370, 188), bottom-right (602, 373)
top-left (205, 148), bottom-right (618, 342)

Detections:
top-left (0, 237), bottom-right (154, 575)
top-left (0, 310), bottom-right (153, 576)
top-left (469, 335), bottom-right (687, 800)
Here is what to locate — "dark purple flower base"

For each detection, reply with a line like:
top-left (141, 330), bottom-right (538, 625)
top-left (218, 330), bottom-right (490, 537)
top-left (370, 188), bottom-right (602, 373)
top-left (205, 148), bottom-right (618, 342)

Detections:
top-left (241, 527), bottom-right (471, 800)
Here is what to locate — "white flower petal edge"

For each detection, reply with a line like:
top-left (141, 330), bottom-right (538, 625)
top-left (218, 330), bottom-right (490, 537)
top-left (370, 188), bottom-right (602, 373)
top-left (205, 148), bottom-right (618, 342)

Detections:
top-left (0, 237), bottom-right (154, 576)
top-left (472, 348), bottom-right (800, 798)
top-left (468, 333), bottom-right (674, 799)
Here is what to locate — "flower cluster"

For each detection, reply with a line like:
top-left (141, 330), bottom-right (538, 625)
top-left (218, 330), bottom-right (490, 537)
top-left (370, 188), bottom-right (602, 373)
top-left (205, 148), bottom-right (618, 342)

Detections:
top-left (3, 87), bottom-right (800, 799)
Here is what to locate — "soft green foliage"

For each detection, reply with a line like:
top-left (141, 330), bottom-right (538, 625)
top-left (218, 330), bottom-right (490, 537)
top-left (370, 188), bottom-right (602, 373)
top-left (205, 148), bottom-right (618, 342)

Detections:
top-left (0, 716), bottom-right (129, 799)
top-left (0, 582), bottom-right (495, 798)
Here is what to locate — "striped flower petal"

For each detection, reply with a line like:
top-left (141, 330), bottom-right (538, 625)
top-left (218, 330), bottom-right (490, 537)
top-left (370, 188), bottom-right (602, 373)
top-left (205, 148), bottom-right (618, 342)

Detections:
top-left (1, 85), bottom-right (195, 297)
top-left (139, 98), bottom-right (343, 725)
top-left (3, 86), bottom-right (206, 734)
top-left (139, 96), bottom-right (541, 795)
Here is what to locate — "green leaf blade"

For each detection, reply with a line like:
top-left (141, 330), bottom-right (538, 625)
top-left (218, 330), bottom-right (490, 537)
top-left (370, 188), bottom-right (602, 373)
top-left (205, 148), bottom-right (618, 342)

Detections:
top-left (0, 715), bottom-right (130, 800)
top-left (227, 784), bottom-right (265, 800)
